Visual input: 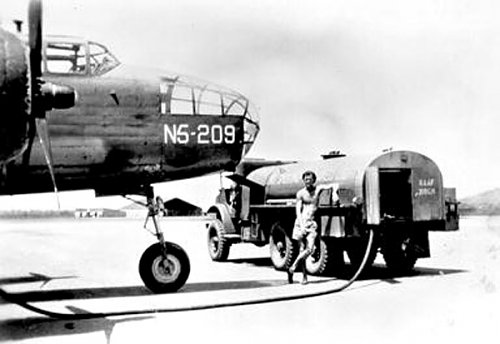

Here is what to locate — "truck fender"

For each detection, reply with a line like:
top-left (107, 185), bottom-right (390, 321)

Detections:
top-left (207, 203), bottom-right (236, 234)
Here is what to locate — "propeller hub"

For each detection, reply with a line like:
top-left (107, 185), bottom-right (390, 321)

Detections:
top-left (40, 82), bottom-right (77, 111)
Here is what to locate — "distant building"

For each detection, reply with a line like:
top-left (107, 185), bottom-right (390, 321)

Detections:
top-left (74, 208), bottom-right (126, 218)
top-left (163, 198), bottom-right (202, 216)
top-left (121, 202), bottom-right (147, 218)
top-left (117, 197), bottom-right (203, 218)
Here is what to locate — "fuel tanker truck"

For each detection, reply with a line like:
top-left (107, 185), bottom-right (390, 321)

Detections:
top-left (206, 150), bottom-right (459, 275)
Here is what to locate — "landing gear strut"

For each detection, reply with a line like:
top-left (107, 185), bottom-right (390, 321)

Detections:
top-left (138, 186), bottom-right (190, 293)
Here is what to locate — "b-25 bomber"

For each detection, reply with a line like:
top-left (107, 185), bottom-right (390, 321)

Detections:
top-left (0, 0), bottom-right (260, 293)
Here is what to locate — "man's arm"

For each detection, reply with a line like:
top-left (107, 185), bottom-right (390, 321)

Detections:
top-left (317, 182), bottom-right (339, 191)
top-left (296, 191), bottom-right (303, 225)
top-left (317, 183), bottom-right (340, 203)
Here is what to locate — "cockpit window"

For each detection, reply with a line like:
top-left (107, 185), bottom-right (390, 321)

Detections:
top-left (44, 39), bottom-right (120, 76)
top-left (88, 41), bottom-right (120, 75)
top-left (46, 42), bottom-right (86, 74)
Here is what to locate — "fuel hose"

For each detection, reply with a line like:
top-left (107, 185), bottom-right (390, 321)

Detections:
top-left (0, 229), bottom-right (374, 320)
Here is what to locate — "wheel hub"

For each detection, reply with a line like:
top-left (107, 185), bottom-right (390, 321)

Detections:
top-left (211, 237), bottom-right (219, 252)
top-left (276, 241), bottom-right (284, 252)
top-left (152, 255), bottom-right (181, 283)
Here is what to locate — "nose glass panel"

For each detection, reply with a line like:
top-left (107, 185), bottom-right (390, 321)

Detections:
top-left (159, 74), bottom-right (260, 155)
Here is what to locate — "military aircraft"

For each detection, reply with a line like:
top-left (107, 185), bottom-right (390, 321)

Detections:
top-left (0, 0), bottom-right (260, 293)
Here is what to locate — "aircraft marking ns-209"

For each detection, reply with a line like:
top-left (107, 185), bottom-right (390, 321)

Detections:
top-left (0, 0), bottom-right (260, 293)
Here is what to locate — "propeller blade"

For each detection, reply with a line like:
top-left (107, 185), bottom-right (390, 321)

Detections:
top-left (25, 1), bottom-right (67, 210)
top-left (28, 0), bottom-right (42, 77)
top-left (22, 117), bottom-right (37, 166)
top-left (36, 118), bottom-right (60, 210)
top-left (28, 0), bottom-right (43, 118)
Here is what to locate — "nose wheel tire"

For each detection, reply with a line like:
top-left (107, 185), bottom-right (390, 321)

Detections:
top-left (139, 242), bottom-right (190, 293)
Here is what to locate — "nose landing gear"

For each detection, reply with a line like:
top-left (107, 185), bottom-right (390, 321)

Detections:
top-left (137, 186), bottom-right (190, 293)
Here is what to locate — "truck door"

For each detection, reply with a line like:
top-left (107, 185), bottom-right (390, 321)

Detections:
top-left (411, 170), bottom-right (443, 221)
top-left (365, 166), bottom-right (380, 225)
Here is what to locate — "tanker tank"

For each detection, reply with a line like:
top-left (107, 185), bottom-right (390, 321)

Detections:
top-left (246, 154), bottom-right (370, 201)
top-left (246, 150), bottom-right (445, 224)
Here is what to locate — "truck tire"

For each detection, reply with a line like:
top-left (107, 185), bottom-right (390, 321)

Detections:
top-left (305, 238), bottom-right (339, 276)
top-left (208, 219), bottom-right (231, 261)
top-left (382, 237), bottom-right (417, 274)
top-left (269, 223), bottom-right (296, 271)
top-left (139, 242), bottom-right (190, 293)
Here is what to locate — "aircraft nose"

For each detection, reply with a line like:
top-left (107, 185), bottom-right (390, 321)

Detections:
top-left (225, 95), bottom-right (260, 157)
top-left (241, 103), bottom-right (260, 156)
top-left (159, 75), bottom-right (260, 156)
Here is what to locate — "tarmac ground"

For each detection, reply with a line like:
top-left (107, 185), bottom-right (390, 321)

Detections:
top-left (0, 216), bottom-right (499, 343)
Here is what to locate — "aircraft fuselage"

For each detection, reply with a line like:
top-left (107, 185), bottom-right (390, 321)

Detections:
top-left (1, 36), bottom-right (259, 196)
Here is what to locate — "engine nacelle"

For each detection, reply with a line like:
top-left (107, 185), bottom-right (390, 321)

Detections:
top-left (40, 82), bottom-right (76, 110)
top-left (0, 30), bottom-right (29, 163)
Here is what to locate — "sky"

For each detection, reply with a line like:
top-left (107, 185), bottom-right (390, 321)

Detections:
top-left (1, 0), bottom-right (499, 209)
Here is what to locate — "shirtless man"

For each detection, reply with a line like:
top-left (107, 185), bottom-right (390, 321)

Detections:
top-left (287, 170), bottom-right (338, 284)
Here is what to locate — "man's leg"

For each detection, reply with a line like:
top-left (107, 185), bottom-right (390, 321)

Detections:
top-left (287, 240), bottom-right (301, 283)
top-left (301, 232), bottom-right (316, 284)
top-left (301, 260), bottom-right (308, 284)
top-left (290, 234), bottom-right (314, 273)
top-left (288, 221), bottom-right (302, 283)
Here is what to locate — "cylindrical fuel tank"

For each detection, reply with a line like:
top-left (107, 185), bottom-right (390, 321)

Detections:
top-left (246, 150), bottom-right (445, 222)
top-left (247, 154), bottom-right (372, 200)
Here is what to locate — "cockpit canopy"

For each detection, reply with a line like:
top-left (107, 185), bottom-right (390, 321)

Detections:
top-left (42, 36), bottom-right (120, 76)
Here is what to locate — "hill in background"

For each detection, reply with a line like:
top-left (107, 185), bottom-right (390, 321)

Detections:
top-left (460, 188), bottom-right (500, 215)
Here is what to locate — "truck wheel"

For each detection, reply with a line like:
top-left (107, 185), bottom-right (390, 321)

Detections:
top-left (382, 237), bottom-right (417, 274)
top-left (305, 238), bottom-right (334, 276)
top-left (208, 219), bottom-right (231, 261)
top-left (139, 242), bottom-right (190, 293)
top-left (345, 237), bottom-right (377, 270)
top-left (269, 223), bottom-right (296, 270)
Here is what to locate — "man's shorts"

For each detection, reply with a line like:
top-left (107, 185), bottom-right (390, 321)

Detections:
top-left (292, 219), bottom-right (318, 241)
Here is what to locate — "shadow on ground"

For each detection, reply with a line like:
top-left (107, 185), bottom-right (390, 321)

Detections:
top-left (0, 262), bottom-right (468, 342)
top-left (0, 315), bottom-right (152, 343)
top-left (0, 279), bottom-right (289, 305)
top-left (223, 256), bottom-right (468, 282)
top-left (0, 258), bottom-right (467, 305)
top-left (226, 257), bottom-right (274, 267)
top-left (336, 263), bottom-right (467, 281)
